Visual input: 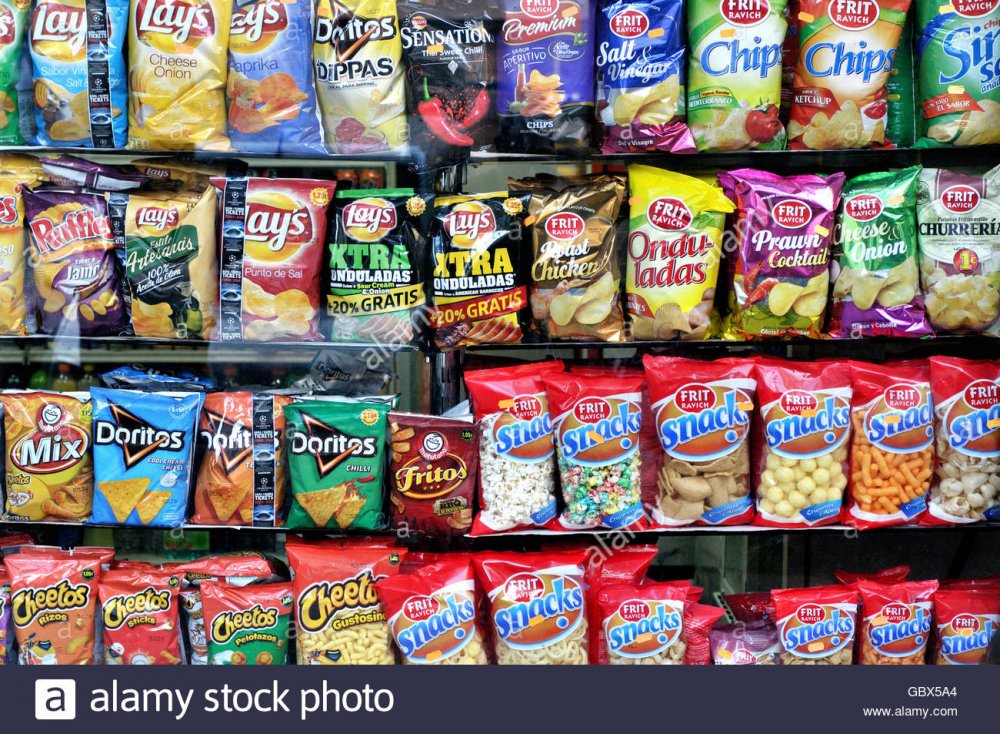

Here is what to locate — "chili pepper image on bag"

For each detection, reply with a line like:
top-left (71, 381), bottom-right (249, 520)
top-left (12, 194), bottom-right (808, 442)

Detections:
top-left (202, 579), bottom-right (293, 664)
top-left (0, 0), bottom-right (29, 146)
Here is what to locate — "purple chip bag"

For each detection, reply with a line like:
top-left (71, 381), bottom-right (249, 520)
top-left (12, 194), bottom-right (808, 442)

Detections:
top-left (719, 168), bottom-right (844, 339)
top-left (0, 569), bottom-right (10, 665)
top-left (710, 620), bottom-right (781, 665)
top-left (39, 156), bottom-right (147, 192)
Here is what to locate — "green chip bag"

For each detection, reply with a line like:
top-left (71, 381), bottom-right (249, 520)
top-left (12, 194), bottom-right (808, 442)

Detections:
top-left (0, 0), bottom-right (27, 145)
top-left (201, 580), bottom-right (293, 666)
top-left (284, 400), bottom-right (388, 530)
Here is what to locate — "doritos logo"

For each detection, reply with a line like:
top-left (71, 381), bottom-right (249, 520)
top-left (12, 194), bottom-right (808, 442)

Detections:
top-left (200, 410), bottom-right (253, 474)
top-left (102, 586), bottom-right (173, 630)
top-left (136, 0), bottom-right (215, 47)
top-left (95, 404), bottom-right (186, 468)
top-left (343, 198), bottom-right (397, 242)
top-left (11, 580), bottom-right (90, 627)
top-left (290, 414), bottom-right (378, 478)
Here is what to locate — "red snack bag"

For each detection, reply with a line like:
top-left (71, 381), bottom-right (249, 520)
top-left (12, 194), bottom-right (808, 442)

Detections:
top-left (857, 579), bottom-right (937, 665)
top-left (925, 356), bottom-right (1000, 525)
top-left (597, 582), bottom-right (689, 665)
top-left (754, 360), bottom-right (852, 528)
top-left (835, 565), bottom-right (911, 585)
top-left (474, 551), bottom-right (588, 665)
top-left (772, 584), bottom-right (859, 664)
top-left (724, 591), bottom-right (775, 623)
top-left (583, 544), bottom-right (657, 664)
top-left (99, 564), bottom-right (182, 665)
top-left (932, 587), bottom-right (1000, 665)
top-left (683, 603), bottom-right (726, 665)
top-left (710, 621), bottom-right (781, 665)
top-left (644, 355), bottom-right (756, 526)
top-left (464, 360), bottom-right (563, 535)
top-left (939, 576), bottom-right (1000, 590)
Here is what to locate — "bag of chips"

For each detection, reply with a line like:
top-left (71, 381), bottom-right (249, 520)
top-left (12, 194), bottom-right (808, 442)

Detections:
top-left (0, 567), bottom-right (10, 665)
top-left (201, 579), bottom-right (293, 665)
top-left (0, 0), bottom-right (28, 145)
top-left (932, 586), bottom-right (1000, 664)
top-left (597, 582), bottom-right (689, 664)
top-left (772, 584), bottom-right (859, 664)
top-left (829, 166), bottom-right (930, 337)
top-left (29, 0), bottom-right (128, 147)
top-left (0, 161), bottom-right (43, 336)
top-left (133, 158), bottom-right (225, 192)
top-left (99, 564), bottom-right (182, 665)
top-left (857, 579), bottom-right (937, 665)
top-left (710, 621), bottom-right (780, 664)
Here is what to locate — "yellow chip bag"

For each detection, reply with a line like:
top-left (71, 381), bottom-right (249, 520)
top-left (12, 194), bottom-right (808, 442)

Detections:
top-left (0, 164), bottom-right (41, 336)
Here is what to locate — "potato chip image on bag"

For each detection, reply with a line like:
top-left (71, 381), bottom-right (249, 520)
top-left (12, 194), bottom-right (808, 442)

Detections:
top-left (29, 0), bottom-right (128, 148)
top-left (0, 0), bottom-right (29, 145)
top-left (0, 164), bottom-right (42, 336)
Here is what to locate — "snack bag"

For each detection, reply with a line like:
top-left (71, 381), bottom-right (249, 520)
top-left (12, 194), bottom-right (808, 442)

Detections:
top-left (626, 165), bottom-right (734, 339)
top-left (2, 391), bottom-right (93, 522)
top-left (584, 544), bottom-right (658, 663)
top-left (212, 177), bottom-right (336, 342)
top-left (0, 0), bottom-right (28, 145)
top-left (710, 621), bottom-right (781, 664)
top-left (926, 356), bottom-right (1000, 524)
top-left (191, 392), bottom-right (292, 527)
top-left (109, 187), bottom-right (219, 339)
top-left (857, 579), bottom-right (937, 665)
top-left (932, 586), bottom-right (1000, 664)
top-left (24, 188), bottom-right (130, 336)
top-left (754, 360), bottom-right (852, 528)
top-left (99, 564), bottom-right (182, 664)
top-left (597, 0), bottom-right (693, 153)
top-left (474, 551), bottom-right (589, 665)
top-left (917, 166), bottom-right (1000, 334)
top-left (788, 0), bottom-right (910, 149)
top-left (598, 582), bottom-right (689, 664)
top-left (430, 192), bottom-right (526, 350)
top-left (686, 0), bottom-right (787, 151)
top-left (830, 167), bottom-right (930, 337)
top-left (887, 17), bottom-right (917, 147)
top-left (719, 169), bottom-right (844, 338)
top-left (284, 400), bottom-right (389, 530)
top-left (683, 602), bottom-right (726, 664)
top-left (510, 174), bottom-right (626, 341)
top-left (202, 580), bottom-right (293, 665)
top-left (90, 387), bottom-right (204, 527)
top-left (0, 567), bottom-right (10, 664)
top-left (313, 0), bottom-right (406, 153)
top-left (133, 158), bottom-right (225, 192)
top-left (916, 0), bottom-right (1000, 146)
top-left (327, 189), bottom-right (428, 345)
top-left (286, 538), bottom-right (405, 664)
top-left (846, 360), bottom-right (934, 529)
top-left (127, 0), bottom-right (231, 150)
top-left (643, 355), bottom-right (756, 526)
top-left (376, 560), bottom-right (488, 665)
top-left (542, 371), bottom-right (646, 530)
top-left (29, 0), bottom-right (128, 147)
top-left (835, 565), bottom-right (911, 585)
top-left (0, 163), bottom-right (41, 336)
top-left (464, 360), bottom-right (563, 534)
top-left (772, 584), bottom-right (858, 664)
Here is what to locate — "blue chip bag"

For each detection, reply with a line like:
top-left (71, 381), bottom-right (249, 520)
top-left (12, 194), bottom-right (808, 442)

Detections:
top-left (227, 0), bottom-right (324, 155)
top-left (90, 387), bottom-right (203, 527)
top-left (28, 0), bottom-right (128, 148)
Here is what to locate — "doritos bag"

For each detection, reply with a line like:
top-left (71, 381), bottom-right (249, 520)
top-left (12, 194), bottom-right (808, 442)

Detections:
top-left (201, 580), bottom-right (293, 665)
top-left (0, 164), bottom-right (41, 335)
top-left (0, 0), bottom-right (29, 145)
top-left (857, 579), bottom-right (937, 665)
top-left (99, 564), bottom-right (182, 664)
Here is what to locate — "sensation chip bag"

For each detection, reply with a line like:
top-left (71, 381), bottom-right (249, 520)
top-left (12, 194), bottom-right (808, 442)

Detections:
top-left (0, 0), bottom-right (28, 145)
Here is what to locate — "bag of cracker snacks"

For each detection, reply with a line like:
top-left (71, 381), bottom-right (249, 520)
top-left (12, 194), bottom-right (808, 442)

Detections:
top-left (0, 0), bottom-right (29, 146)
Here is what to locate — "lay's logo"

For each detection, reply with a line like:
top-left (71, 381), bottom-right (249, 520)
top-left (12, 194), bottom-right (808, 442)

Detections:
top-left (779, 603), bottom-right (855, 658)
top-left (0, 195), bottom-right (17, 226)
top-left (343, 198), bottom-right (397, 242)
top-left (493, 571), bottom-right (584, 648)
top-left (231, 0), bottom-right (288, 50)
top-left (31, 1), bottom-right (87, 60)
top-left (135, 206), bottom-right (180, 232)
top-left (245, 193), bottom-right (312, 253)
top-left (492, 393), bottom-right (554, 463)
top-left (765, 390), bottom-right (850, 459)
top-left (940, 613), bottom-right (997, 664)
top-left (443, 201), bottom-right (496, 247)
top-left (136, 0), bottom-right (216, 49)
top-left (0, 6), bottom-right (15, 47)
top-left (556, 396), bottom-right (640, 464)
top-left (392, 589), bottom-right (477, 663)
top-left (604, 599), bottom-right (683, 659)
top-left (864, 383), bottom-right (933, 452)
top-left (944, 379), bottom-right (1000, 456)
top-left (867, 603), bottom-right (930, 657)
top-left (655, 380), bottom-right (753, 461)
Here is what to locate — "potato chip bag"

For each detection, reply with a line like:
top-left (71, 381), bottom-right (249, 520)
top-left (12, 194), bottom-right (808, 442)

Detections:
top-left (132, 158), bottom-right (225, 192)
top-left (0, 0), bottom-right (29, 145)
top-left (313, 0), bottom-right (407, 154)
top-left (597, 0), bottom-right (694, 153)
top-left (687, 0), bottom-right (787, 151)
top-left (227, 0), bottom-right (324, 155)
top-left (626, 165), bottom-right (734, 340)
top-left (28, 0), bottom-right (128, 147)
top-left (2, 391), bottom-right (93, 522)
top-left (99, 564), bottom-right (182, 664)
top-left (788, 0), bottom-right (911, 149)
top-left (0, 163), bottom-right (41, 336)
top-left (829, 166), bottom-right (930, 337)
top-left (127, 0), bottom-right (231, 150)
top-left (212, 177), bottom-right (336, 342)
top-left (718, 168), bottom-right (844, 338)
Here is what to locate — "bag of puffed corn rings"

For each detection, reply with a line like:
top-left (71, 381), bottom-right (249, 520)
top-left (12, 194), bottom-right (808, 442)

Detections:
top-left (597, 582), bottom-right (689, 665)
top-left (857, 579), bottom-right (937, 665)
top-left (286, 538), bottom-right (405, 665)
top-left (772, 584), bottom-right (858, 664)
top-left (846, 360), bottom-right (934, 530)
top-left (754, 359), bottom-right (852, 528)
top-left (932, 586), bottom-right (1000, 664)
top-left (917, 166), bottom-right (1000, 335)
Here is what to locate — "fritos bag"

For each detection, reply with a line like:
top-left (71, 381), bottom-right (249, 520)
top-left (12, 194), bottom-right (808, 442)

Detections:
top-left (201, 580), bottom-right (293, 665)
top-left (0, 163), bottom-right (42, 335)
top-left (598, 582), bottom-right (689, 665)
top-left (846, 360), bottom-right (934, 529)
top-left (626, 165), bottom-right (733, 339)
top-left (788, 0), bottom-right (910, 149)
top-left (99, 564), bottom-right (182, 665)
top-left (772, 584), bottom-right (858, 664)
top-left (719, 169), bottom-right (844, 339)
top-left (0, 0), bottom-right (28, 145)
top-left (754, 360), bottom-right (851, 528)
top-left (643, 355), bottom-right (756, 526)
top-left (926, 356), bottom-right (1000, 525)
top-left (857, 579), bottom-right (937, 665)
top-left (510, 173), bottom-right (626, 341)
top-left (932, 586), bottom-right (1000, 665)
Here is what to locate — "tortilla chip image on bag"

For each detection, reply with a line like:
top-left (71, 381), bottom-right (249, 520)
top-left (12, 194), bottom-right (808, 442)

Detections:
top-left (0, 0), bottom-right (29, 145)
top-left (28, 0), bottom-right (128, 147)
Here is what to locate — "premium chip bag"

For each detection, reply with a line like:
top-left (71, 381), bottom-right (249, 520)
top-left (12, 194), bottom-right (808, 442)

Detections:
top-left (830, 166), bottom-right (930, 337)
top-left (313, 0), bottom-right (407, 153)
top-left (597, 0), bottom-right (693, 153)
top-left (932, 586), bottom-right (1000, 664)
top-left (108, 187), bottom-right (219, 339)
top-left (99, 564), bottom-right (182, 665)
top-left (127, 0), bottom-right (230, 150)
top-left (0, 162), bottom-right (44, 336)
top-left (430, 192), bottom-right (525, 350)
top-left (29, 0), bottom-right (128, 147)
top-left (719, 168), bottom-right (844, 339)
top-left (917, 166), bottom-right (1000, 334)
top-left (201, 580), bottom-right (293, 665)
top-left (856, 579), bottom-right (937, 665)
top-left (0, 0), bottom-right (28, 145)
top-left (24, 188), bottom-right (130, 336)
top-left (2, 391), bottom-right (93, 522)
top-left (90, 387), bottom-right (204, 527)
top-left (326, 189), bottom-right (428, 344)
top-left (284, 399), bottom-right (389, 530)
top-left (212, 177), bottom-right (336, 342)
top-left (772, 584), bottom-right (858, 664)
top-left (510, 174), bottom-right (626, 341)
top-left (626, 165), bottom-right (734, 339)
top-left (597, 582), bottom-right (689, 665)
top-left (227, 0), bottom-right (324, 155)
top-left (686, 0), bottom-right (787, 151)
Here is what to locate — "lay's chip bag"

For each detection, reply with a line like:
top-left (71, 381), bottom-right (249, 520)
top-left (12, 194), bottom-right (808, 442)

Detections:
top-left (127, 0), bottom-right (231, 150)
top-left (227, 0), bottom-right (324, 155)
top-left (90, 387), bottom-right (203, 527)
top-left (0, 158), bottom-right (43, 336)
top-left (28, 0), bottom-right (128, 148)
top-left (0, 0), bottom-right (29, 145)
